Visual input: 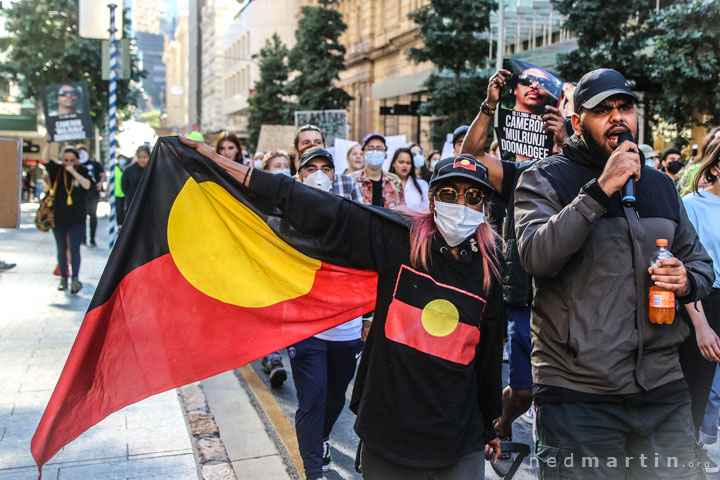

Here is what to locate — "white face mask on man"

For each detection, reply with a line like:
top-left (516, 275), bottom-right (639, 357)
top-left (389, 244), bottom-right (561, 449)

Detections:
top-left (433, 201), bottom-right (485, 247)
top-left (364, 151), bottom-right (385, 169)
top-left (304, 170), bottom-right (333, 192)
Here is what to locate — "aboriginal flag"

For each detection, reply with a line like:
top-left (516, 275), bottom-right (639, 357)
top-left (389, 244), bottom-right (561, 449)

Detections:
top-left (385, 265), bottom-right (486, 365)
top-left (31, 137), bottom-right (378, 470)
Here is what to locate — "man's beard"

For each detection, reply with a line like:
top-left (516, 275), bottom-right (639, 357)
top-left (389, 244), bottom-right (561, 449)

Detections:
top-left (580, 123), bottom-right (611, 161)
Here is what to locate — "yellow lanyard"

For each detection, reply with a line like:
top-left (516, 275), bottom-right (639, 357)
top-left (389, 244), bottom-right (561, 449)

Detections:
top-left (63, 170), bottom-right (75, 206)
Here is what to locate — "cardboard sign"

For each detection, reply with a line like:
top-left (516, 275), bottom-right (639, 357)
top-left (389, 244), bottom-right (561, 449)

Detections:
top-left (42, 82), bottom-right (94, 143)
top-left (294, 110), bottom-right (348, 147)
top-left (256, 125), bottom-right (297, 154)
top-left (0, 137), bottom-right (22, 228)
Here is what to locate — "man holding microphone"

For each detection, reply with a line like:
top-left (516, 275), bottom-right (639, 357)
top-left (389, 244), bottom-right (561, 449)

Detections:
top-left (513, 69), bottom-right (714, 478)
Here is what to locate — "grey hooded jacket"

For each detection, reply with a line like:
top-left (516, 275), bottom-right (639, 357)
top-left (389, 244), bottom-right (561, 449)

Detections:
top-left (514, 136), bottom-right (714, 394)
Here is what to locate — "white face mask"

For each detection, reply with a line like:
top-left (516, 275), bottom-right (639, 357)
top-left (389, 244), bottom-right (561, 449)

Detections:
top-left (304, 170), bottom-right (333, 191)
top-left (78, 149), bottom-right (89, 163)
top-left (365, 151), bottom-right (385, 169)
top-left (430, 159), bottom-right (440, 170)
top-left (434, 201), bottom-right (485, 247)
top-left (413, 154), bottom-right (426, 169)
top-left (273, 169), bottom-right (292, 176)
top-left (253, 159), bottom-right (263, 169)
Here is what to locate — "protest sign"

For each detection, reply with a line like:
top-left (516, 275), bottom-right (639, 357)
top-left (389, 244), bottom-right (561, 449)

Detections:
top-left (333, 138), bottom-right (358, 175)
top-left (495, 59), bottom-right (566, 161)
top-left (257, 125), bottom-right (296, 153)
top-left (42, 82), bottom-right (94, 143)
top-left (294, 110), bottom-right (347, 147)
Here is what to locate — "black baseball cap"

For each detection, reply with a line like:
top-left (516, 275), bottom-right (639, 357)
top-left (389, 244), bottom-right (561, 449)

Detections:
top-left (429, 154), bottom-right (494, 193)
top-left (298, 147), bottom-right (334, 170)
top-left (573, 68), bottom-right (638, 113)
top-left (452, 125), bottom-right (470, 146)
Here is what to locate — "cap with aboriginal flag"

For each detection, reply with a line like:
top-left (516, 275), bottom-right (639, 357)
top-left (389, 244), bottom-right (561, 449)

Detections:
top-left (429, 154), bottom-right (494, 192)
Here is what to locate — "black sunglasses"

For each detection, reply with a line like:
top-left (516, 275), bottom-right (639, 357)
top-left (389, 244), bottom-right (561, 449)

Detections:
top-left (435, 186), bottom-right (486, 206)
top-left (58, 90), bottom-right (79, 97)
top-left (517, 74), bottom-right (553, 91)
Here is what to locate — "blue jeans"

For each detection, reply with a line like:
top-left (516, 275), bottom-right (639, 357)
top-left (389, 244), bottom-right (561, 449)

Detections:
top-left (288, 336), bottom-right (363, 478)
top-left (34, 179), bottom-right (44, 200)
top-left (700, 365), bottom-right (720, 445)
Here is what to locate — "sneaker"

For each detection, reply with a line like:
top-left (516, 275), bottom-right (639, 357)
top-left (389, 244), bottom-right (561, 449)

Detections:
top-left (70, 279), bottom-right (83, 294)
top-left (502, 341), bottom-right (509, 363)
top-left (58, 278), bottom-right (68, 290)
top-left (698, 443), bottom-right (719, 474)
top-left (261, 356), bottom-right (273, 374)
top-left (322, 440), bottom-right (332, 473)
top-left (520, 402), bottom-right (535, 424)
top-left (268, 358), bottom-right (287, 388)
top-left (0, 260), bottom-right (16, 271)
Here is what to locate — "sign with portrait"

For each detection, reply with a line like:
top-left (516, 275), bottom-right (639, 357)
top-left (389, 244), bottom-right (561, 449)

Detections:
top-left (495, 59), bottom-right (572, 162)
top-left (42, 82), bottom-right (94, 143)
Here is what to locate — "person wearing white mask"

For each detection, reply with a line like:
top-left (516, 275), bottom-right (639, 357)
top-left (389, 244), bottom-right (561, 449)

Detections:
top-left (350, 132), bottom-right (404, 208)
top-left (182, 134), bottom-right (505, 479)
top-left (409, 143), bottom-right (432, 181)
top-left (262, 150), bottom-right (292, 176)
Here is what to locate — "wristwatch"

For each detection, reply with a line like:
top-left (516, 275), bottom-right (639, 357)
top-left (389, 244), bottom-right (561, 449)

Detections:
top-left (481, 101), bottom-right (496, 116)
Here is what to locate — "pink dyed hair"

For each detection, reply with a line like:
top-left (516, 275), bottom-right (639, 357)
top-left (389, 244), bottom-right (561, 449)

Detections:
top-left (397, 200), bottom-right (503, 293)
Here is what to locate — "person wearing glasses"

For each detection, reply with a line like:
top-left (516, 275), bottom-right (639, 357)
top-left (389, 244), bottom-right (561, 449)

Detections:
top-left (350, 133), bottom-right (404, 208)
top-left (181, 134), bottom-right (505, 479)
top-left (50, 84), bottom-right (81, 117)
top-left (513, 67), bottom-right (551, 116)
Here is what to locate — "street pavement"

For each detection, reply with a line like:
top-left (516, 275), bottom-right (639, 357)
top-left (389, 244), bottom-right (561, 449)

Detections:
top-left (0, 202), bottom-right (199, 479)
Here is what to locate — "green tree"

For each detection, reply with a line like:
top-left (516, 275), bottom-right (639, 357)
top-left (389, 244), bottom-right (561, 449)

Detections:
top-left (550, 0), bottom-right (660, 90)
top-left (407, 0), bottom-right (496, 149)
top-left (651, 0), bottom-right (720, 137)
top-left (286, 0), bottom-right (352, 111)
top-left (248, 33), bottom-right (293, 151)
top-left (0, 0), bottom-right (143, 130)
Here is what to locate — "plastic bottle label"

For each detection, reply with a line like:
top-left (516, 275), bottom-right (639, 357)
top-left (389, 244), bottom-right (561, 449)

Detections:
top-left (651, 291), bottom-right (675, 308)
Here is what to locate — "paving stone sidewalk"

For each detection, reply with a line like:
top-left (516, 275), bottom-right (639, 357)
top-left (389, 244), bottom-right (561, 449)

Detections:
top-left (0, 203), bottom-right (198, 479)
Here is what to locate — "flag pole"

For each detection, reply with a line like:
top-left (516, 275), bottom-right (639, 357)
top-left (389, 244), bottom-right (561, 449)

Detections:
top-left (107, 3), bottom-right (118, 248)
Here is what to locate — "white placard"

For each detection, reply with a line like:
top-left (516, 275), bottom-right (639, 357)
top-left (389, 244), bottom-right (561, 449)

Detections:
top-left (440, 133), bottom-right (454, 160)
top-left (333, 138), bottom-right (358, 175)
top-left (79, 0), bottom-right (124, 39)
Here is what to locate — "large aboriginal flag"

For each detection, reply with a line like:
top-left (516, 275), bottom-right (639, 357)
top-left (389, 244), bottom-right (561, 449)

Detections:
top-left (31, 137), bottom-right (378, 470)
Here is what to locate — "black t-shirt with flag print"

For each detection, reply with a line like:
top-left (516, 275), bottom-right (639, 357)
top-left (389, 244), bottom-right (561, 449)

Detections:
top-left (247, 169), bottom-right (504, 469)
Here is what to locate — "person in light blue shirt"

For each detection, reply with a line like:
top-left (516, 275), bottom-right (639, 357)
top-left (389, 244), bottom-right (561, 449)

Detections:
top-left (678, 134), bottom-right (720, 472)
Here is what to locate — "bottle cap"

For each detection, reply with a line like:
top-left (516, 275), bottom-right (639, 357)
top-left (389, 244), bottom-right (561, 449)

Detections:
top-left (656, 239), bottom-right (668, 247)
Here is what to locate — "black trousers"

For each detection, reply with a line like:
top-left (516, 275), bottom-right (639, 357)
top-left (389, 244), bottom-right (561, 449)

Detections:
top-left (116, 196), bottom-right (126, 225)
top-left (85, 192), bottom-right (99, 242)
top-left (678, 288), bottom-right (720, 437)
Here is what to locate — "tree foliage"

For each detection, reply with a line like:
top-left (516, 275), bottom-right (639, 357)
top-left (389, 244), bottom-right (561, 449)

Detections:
top-left (248, 33), bottom-right (293, 151)
top-left (407, 0), bottom-right (496, 149)
top-left (0, 0), bottom-right (143, 130)
top-left (650, 0), bottom-right (720, 135)
top-left (286, 0), bottom-right (351, 111)
top-left (550, 0), bottom-right (659, 90)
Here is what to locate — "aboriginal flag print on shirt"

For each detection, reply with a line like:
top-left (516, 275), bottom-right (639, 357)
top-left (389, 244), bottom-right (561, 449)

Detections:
top-left (385, 265), bottom-right (486, 365)
top-left (31, 137), bottom-right (378, 473)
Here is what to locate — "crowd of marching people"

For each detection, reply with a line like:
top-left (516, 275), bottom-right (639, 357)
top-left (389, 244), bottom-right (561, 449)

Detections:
top-left (26, 63), bottom-right (720, 480)
top-left (179, 66), bottom-right (719, 480)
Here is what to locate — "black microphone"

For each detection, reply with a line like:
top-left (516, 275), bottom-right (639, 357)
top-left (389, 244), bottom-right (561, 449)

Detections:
top-left (617, 130), bottom-right (636, 208)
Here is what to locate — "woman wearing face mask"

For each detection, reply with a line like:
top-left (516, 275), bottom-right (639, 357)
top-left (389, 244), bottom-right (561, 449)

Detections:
top-left (181, 135), bottom-right (504, 479)
top-left (427, 150), bottom-right (442, 172)
top-left (262, 150), bottom-right (292, 176)
top-left (344, 143), bottom-right (364, 175)
top-left (389, 148), bottom-right (428, 212)
top-left (350, 133), bottom-right (404, 208)
top-left (408, 143), bottom-right (432, 181)
top-left (214, 131), bottom-right (243, 164)
top-left (43, 147), bottom-right (92, 294)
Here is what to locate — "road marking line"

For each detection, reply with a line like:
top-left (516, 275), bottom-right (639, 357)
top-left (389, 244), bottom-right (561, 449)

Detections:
top-left (236, 364), bottom-right (303, 474)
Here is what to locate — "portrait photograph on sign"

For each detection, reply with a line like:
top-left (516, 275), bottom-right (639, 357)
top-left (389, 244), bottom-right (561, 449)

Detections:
top-left (495, 59), bottom-right (568, 162)
top-left (42, 82), bottom-right (94, 142)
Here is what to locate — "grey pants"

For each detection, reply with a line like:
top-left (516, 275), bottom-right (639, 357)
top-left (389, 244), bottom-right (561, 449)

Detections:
top-left (361, 444), bottom-right (485, 480)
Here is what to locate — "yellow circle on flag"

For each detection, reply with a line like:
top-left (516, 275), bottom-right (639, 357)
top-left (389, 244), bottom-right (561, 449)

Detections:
top-left (461, 159), bottom-right (470, 166)
top-left (421, 299), bottom-right (459, 337)
top-left (167, 179), bottom-right (321, 308)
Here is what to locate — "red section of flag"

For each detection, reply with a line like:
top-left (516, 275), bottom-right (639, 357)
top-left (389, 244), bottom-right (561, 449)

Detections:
top-left (453, 158), bottom-right (477, 171)
top-left (384, 299), bottom-right (480, 365)
top-left (31, 253), bottom-right (377, 468)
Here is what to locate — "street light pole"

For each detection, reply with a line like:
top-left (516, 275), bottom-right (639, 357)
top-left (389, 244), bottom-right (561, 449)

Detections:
top-left (107, 3), bottom-right (118, 248)
top-left (495, 0), bottom-right (504, 70)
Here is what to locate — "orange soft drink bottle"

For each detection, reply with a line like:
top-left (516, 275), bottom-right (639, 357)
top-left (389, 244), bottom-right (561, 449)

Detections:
top-left (649, 239), bottom-right (675, 324)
